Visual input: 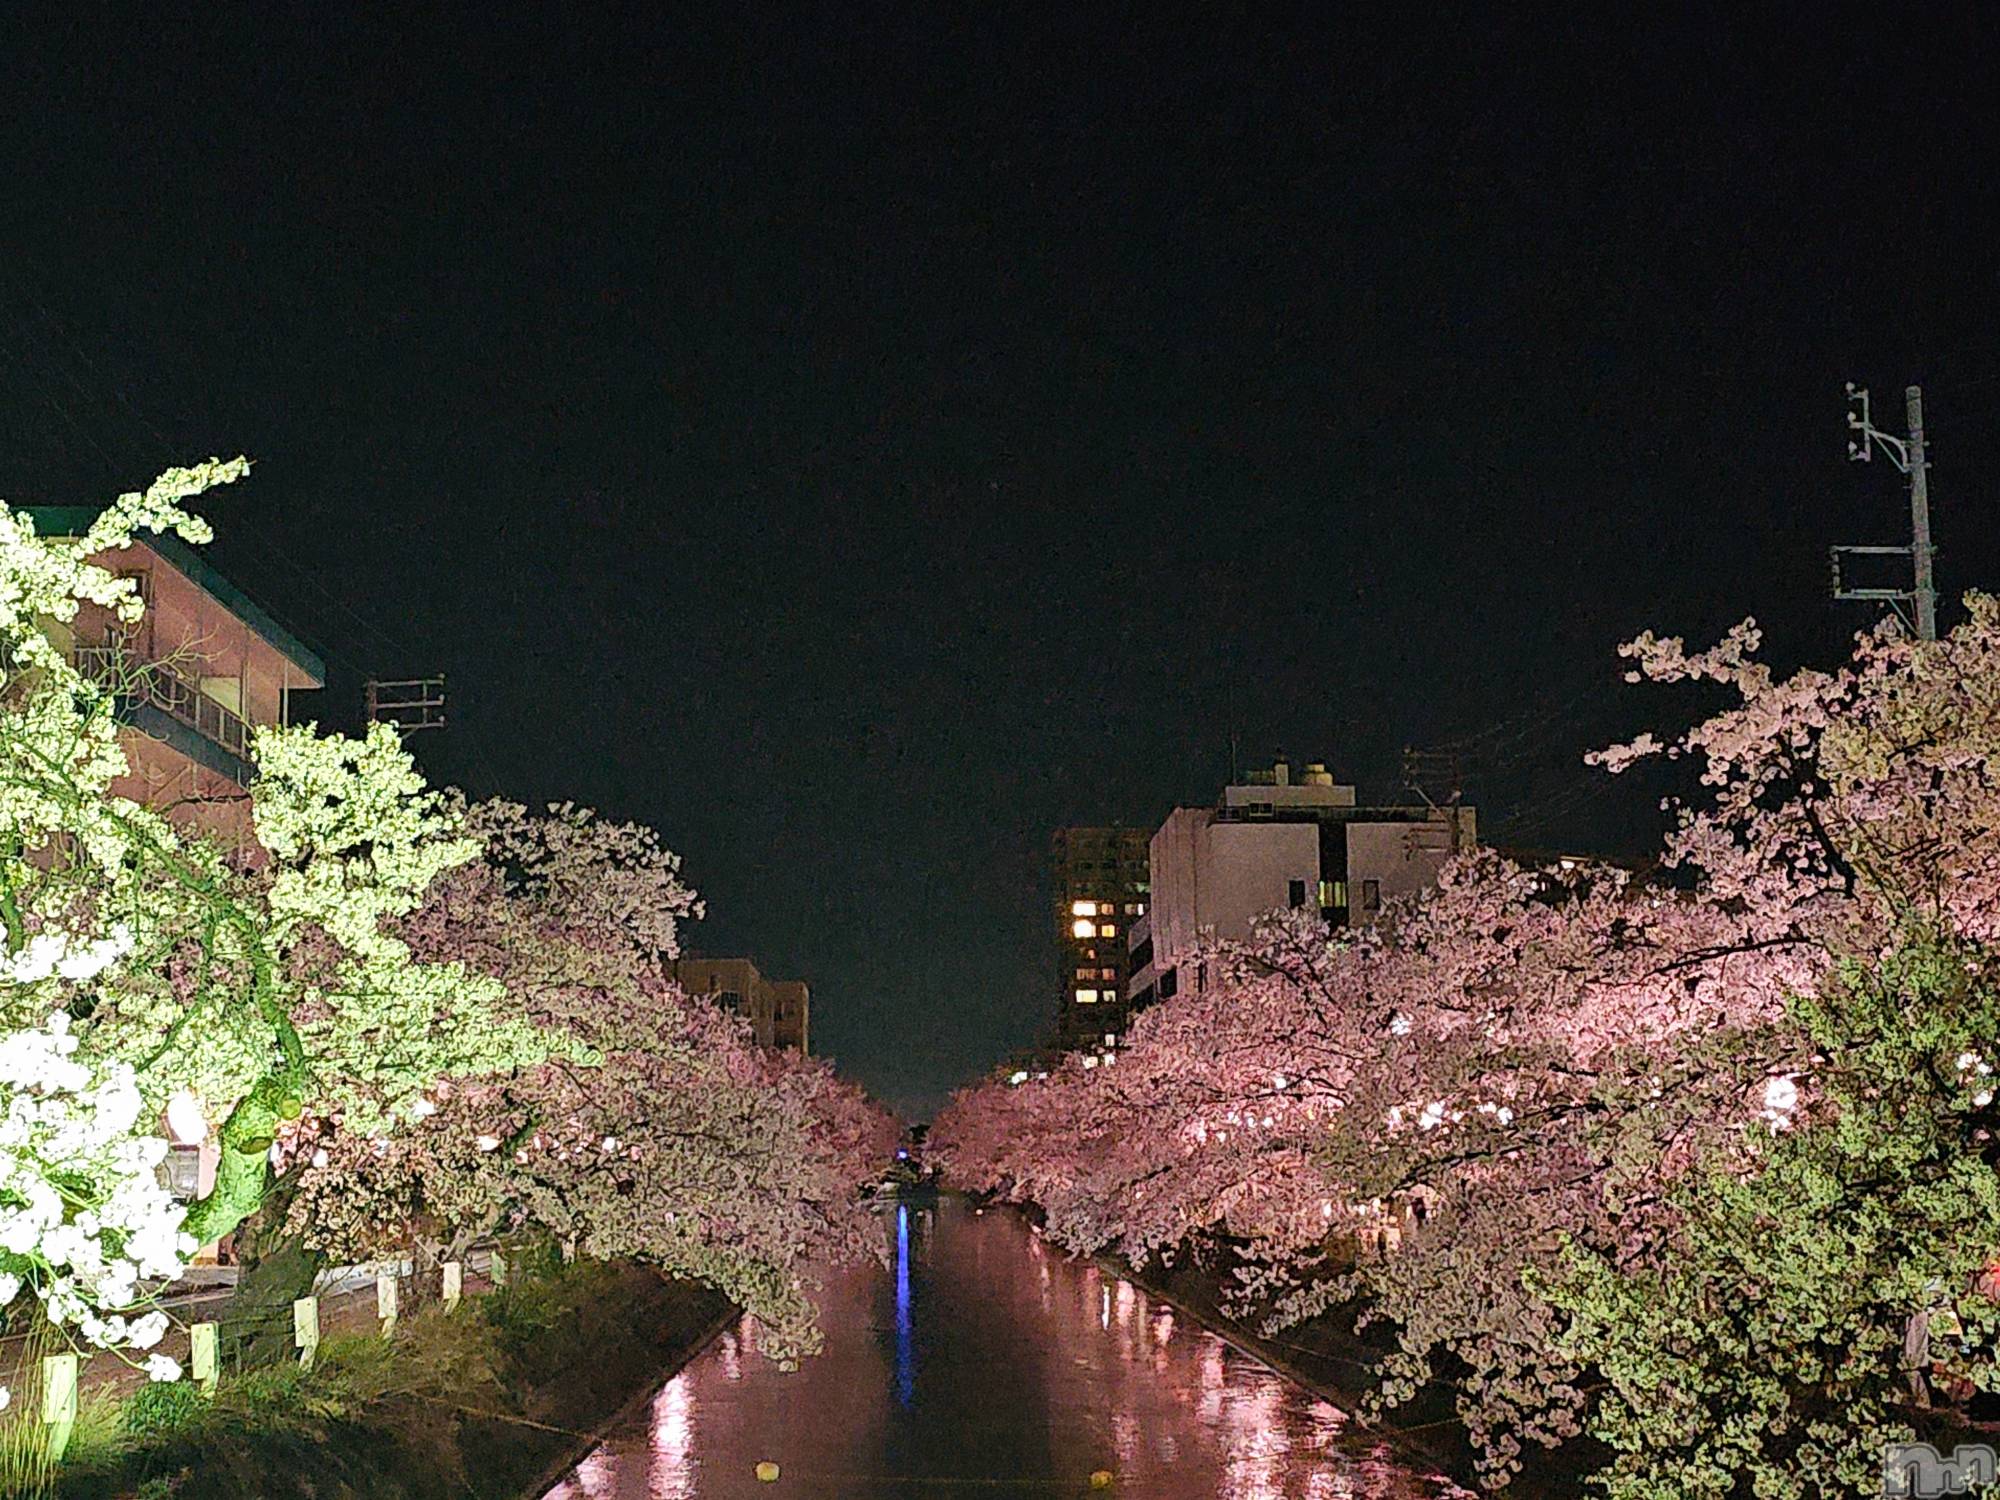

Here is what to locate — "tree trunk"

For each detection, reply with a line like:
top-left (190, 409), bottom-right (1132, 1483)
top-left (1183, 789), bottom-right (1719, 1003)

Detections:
top-left (220, 1176), bottom-right (325, 1370)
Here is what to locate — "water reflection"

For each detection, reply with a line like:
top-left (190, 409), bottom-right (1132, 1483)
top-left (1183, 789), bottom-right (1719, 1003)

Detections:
top-left (893, 1202), bottom-right (914, 1408)
top-left (646, 1373), bottom-right (693, 1499)
top-left (543, 1198), bottom-right (1469, 1499)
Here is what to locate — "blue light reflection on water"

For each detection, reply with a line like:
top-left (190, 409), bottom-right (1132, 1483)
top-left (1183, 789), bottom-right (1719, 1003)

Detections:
top-left (894, 1201), bottom-right (914, 1408)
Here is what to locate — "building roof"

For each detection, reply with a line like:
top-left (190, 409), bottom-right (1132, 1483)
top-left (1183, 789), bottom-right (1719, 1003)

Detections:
top-left (24, 507), bottom-right (328, 686)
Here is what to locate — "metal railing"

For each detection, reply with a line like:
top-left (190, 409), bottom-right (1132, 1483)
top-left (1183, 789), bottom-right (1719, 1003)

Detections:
top-left (73, 643), bottom-right (254, 769)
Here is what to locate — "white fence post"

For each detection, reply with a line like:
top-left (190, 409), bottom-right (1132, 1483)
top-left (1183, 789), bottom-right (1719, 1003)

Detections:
top-left (41, 1353), bottom-right (78, 1462)
top-left (191, 1321), bottom-right (219, 1395)
top-left (294, 1295), bottom-right (320, 1369)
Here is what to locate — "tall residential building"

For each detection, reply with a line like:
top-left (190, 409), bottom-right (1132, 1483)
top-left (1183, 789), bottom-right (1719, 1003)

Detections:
top-left (1050, 826), bottom-right (1152, 1050)
top-left (1126, 759), bottom-right (1474, 1009)
top-left (26, 508), bottom-right (327, 851)
top-left (670, 956), bottom-right (811, 1054)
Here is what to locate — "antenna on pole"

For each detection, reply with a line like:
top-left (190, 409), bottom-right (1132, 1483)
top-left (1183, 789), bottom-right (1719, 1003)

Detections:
top-left (365, 676), bottom-right (447, 733)
top-left (1833, 382), bottom-right (1937, 640)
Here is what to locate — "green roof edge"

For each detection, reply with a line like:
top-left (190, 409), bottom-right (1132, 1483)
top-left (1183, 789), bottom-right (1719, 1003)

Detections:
top-left (21, 506), bottom-right (330, 685)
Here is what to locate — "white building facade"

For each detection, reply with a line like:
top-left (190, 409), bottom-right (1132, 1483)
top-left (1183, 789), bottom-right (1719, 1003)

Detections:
top-left (1126, 760), bottom-right (1473, 1009)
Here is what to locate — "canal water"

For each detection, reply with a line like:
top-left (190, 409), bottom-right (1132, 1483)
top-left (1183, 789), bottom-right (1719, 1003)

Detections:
top-left (542, 1196), bottom-right (1468, 1498)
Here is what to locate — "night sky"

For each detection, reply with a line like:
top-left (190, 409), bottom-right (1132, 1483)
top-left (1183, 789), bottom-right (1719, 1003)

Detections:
top-left (3, 8), bottom-right (1995, 1113)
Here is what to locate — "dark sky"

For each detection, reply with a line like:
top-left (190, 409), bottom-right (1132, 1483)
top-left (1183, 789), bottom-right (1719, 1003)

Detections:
top-left (3, 7), bottom-right (1996, 1113)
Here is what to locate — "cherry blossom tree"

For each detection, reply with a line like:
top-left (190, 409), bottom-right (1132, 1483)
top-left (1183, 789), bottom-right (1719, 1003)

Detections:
top-left (7, 465), bottom-right (895, 1391)
top-left (937, 599), bottom-right (2000, 1489)
top-left (3, 466), bottom-right (559, 1363)
top-left (281, 802), bottom-right (895, 1362)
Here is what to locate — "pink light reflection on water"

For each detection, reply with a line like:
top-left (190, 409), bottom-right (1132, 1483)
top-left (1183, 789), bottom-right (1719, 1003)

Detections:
top-left (645, 1373), bottom-right (695, 1500)
top-left (541, 1201), bottom-right (1470, 1499)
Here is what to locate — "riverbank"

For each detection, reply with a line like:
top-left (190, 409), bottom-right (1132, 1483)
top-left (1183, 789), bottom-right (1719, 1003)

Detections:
top-left (32, 1263), bottom-right (734, 1500)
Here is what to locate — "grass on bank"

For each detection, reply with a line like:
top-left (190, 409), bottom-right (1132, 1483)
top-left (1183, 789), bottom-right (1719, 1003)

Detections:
top-left (0, 1258), bottom-right (621, 1500)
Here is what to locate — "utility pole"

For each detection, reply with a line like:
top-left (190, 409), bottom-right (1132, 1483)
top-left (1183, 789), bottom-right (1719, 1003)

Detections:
top-left (365, 676), bottom-right (448, 732)
top-left (1906, 385), bottom-right (1936, 642)
top-left (1402, 747), bottom-right (1468, 853)
top-left (1833, 382), bottom-right (1937, 640)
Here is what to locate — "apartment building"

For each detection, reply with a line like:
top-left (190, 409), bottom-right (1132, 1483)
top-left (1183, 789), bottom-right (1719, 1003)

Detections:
top-left (27, 507), bottom-right (326, 850)
top-left (1050, 825), bottom-right (1151, 1051)
top-left (670, 956), bottom-right (811, 1053)
top-left (1127, 759), bottom-right (1474, 1009)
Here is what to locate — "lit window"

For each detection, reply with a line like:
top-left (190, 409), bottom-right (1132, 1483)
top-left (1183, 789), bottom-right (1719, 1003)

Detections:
top-left (1101, 968), bottom-right (1117, 981)
top-left (1099, 923), bottom-right (1116, 938)
top-left (1076, 967), bottom-right (1095, 981)
top-left (1135, 902), bottom-right (1146, 914)
top-left (1071, 918), bottom-right (1096, 939)
top-left (1072, 900), bottom-right (1098, 917)
top-left (1103, 1033), bottom-right (1116, 1046)
top-left (1076, 989), bottom-right (1099, 1004)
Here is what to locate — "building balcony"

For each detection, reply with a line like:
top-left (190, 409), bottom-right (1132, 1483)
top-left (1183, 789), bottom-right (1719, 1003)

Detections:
top-left (73, 644), bottom-right (256, 786)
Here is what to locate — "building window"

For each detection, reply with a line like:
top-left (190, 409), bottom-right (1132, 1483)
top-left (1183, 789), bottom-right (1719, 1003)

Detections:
top-left (1101, 967), bottom-right (1117, 981)
top-left (1071, 918), bottom-right (1096, 939)
top-left (1362, 879), bottom-right (1381, 913)
top-left (1099, 923), bottom-right (1116, 938)
top-left (1288, 879), bottom-right (1307, 908)
top-left (1076, 967), bottom-right (1095, 981)
top-left (1076, 989), bottom-right (1099, 1004)
top-left (1071, 900), bottom-right (1098, 917)
top-left (717, 990), bottom-right (744, 1015)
